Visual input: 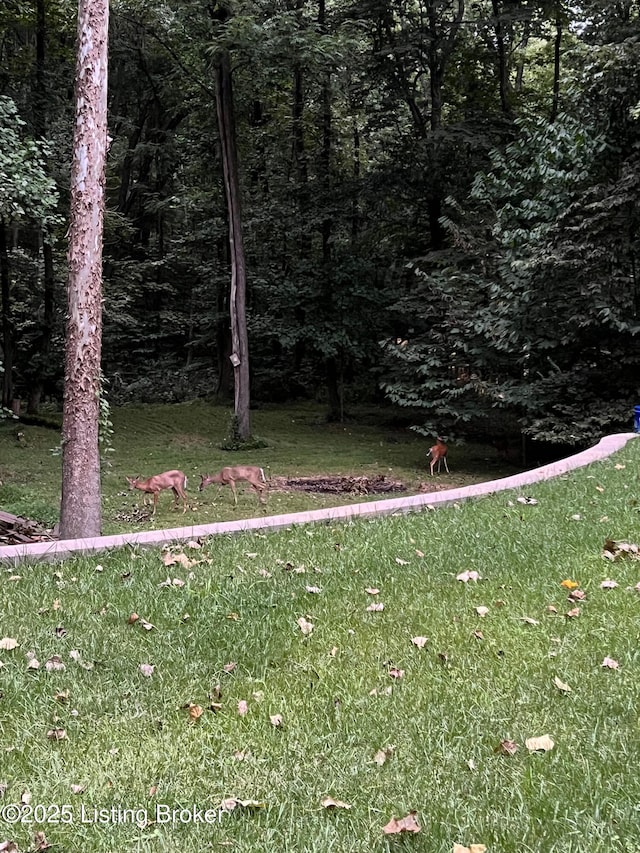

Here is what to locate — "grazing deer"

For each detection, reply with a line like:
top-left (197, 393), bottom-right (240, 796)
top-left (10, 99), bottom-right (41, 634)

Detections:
top-left (427, 438), bottom-right (449, 475)
top-left (199, 466), bottom-right (267, 505)
top-left (126, 470), bottom-right (188, 515)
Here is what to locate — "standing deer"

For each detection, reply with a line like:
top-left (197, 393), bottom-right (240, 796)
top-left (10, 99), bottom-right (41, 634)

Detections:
top-left (427, 438), bottom-right (449, 475)
top-left (199, 466), bottom-right (267, 505)
top-left (126, 470), bottom-right (188, 515)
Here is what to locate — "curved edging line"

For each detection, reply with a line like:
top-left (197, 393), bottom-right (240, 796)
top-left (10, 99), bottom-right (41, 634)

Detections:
top-left (1, 432), bottom-right (637, 565)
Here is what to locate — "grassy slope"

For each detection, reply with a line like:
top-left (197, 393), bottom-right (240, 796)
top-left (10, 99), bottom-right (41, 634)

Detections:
top-left (0, 401), bottom-right (516, 535)
top-left (0, 433), bottom-right (638, 851)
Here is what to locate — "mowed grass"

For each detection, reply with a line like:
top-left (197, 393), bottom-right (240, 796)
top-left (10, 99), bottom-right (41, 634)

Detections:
top-left (0, 438), bottom-right (639, 851)
top-left (0, 401), bottom-right (517, 535)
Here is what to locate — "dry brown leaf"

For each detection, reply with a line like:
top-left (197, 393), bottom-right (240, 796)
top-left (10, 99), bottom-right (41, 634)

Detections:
top-left (568, 589), bottom-right (586, 601)
top-left (46, 728), bottom-right (67, 741)
top-left (270, 714), bottom-right (283, 727)
top-left (382, 811), bottom-right (421, 835)
top-left (223, 661), bottom-right (237, 673)
top-left (33, 831), bottom-right (51, 851)
top-left (388, 667), bottom-right (405, 680)
top-left (366, 602), bottom-right (384, 612)
top-left (475, 606), bottom-right (489, 617)
top-left (296, 616), bottom-right (314, 635)
top-left (565, 607), bottom-right (581, 618)
top-left (453, 844), bottom-right (487, 853)
top-left (411, 636), bottom-right (428, 648)
top-left (321, 796), bottom-right (351, 809)
top-left (553, 676), bottom-right (571, 693)
top-left (520, 616), bottom-right (539, 626)
top-left (45, 655), bottom-right (65, 672)
top-left (602, 656), bottom-right (620, 669)
top-left (365, 587), bottom-right (380, 595)
top-left (525, 734), bottom-right (554, 752)
top-left (187, 704), bottom-right (204, 721)
top-left (496, 739), bottom-right (518, 756)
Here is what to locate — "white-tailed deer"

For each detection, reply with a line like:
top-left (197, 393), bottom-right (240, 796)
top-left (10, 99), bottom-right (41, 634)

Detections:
top-left (427, 438), bottom-right (449, 475)
top-left (126, 470), bottom-right (188, 515)
top-left (199, 466), bottom-right (267, 505)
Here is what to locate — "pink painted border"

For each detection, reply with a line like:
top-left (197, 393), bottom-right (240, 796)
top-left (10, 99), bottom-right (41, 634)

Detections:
top-left (1, 432), bottom-right (637, 565)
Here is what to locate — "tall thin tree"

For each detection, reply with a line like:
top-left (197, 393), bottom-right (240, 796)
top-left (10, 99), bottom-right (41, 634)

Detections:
top-left (59, 0), bottom-right (109, 539)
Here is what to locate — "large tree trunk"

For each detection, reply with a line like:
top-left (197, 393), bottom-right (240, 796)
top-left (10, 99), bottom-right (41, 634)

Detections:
top-left (59, 0), bottom-right (109, 540)
top-left (214, 44), bottom-right (251, 440)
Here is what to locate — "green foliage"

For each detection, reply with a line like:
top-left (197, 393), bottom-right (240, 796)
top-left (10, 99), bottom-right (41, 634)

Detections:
top-left (0, 95), bottom-right (60, 226)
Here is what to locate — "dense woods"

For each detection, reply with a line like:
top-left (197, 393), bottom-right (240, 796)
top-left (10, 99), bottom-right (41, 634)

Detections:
top-left (1, 0), bottom-right (639, 447)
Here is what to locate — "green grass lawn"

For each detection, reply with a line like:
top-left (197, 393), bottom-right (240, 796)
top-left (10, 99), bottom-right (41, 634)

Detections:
top-left (0, 401), bottom-right (517, 535)
top-left (0, 432), bottom-right (639, 851)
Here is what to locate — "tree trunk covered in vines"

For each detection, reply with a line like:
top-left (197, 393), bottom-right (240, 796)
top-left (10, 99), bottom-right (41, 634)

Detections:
top-left (214, 43), bottom-right (252, 440)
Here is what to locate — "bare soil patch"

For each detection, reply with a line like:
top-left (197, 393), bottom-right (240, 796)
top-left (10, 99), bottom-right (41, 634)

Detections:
top-left (269, 474), bottom-right (407, 495)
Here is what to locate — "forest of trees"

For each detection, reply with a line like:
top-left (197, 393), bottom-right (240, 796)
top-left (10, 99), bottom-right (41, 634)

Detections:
top-left (1, 0), bottom-right (639, 449)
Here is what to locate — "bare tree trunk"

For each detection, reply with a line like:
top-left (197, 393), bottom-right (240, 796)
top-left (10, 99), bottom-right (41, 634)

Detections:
top-left (214, 45), bottom-right (251, 440)
top-left (59, 0), bottom-right (109, 539)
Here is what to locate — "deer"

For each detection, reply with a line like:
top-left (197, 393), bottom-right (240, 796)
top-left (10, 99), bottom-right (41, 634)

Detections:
top-left (199, 466), bottom-right (267, 506)
top-left (125, 470), bottom-right (188, 515)
top-left (427, 437), bottom-right (449, 475)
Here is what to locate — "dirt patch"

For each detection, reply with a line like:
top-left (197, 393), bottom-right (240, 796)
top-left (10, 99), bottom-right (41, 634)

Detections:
top-left (269, 474), bottom-right (407, 495)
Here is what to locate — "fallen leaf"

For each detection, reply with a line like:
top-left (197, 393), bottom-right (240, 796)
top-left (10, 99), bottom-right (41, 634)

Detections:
top-left (128, 612), bottom-right (140, 624)
top-left (453, 844), bottom-right (487, 853)
top-left (568, 589), bottom-right (586, 601)
top-left (237, 700), bottom-right (248, 716)
top-left (456, 570), bottom-right (480, 582)
top-left (70, 784), bottom-right (85, 794)
top-left (187, 704), bottom-right (204, 721)
top-left (411, 636), bottom-right (428, 648)
top-left (553, 676), bottom-right (571, 693)
top-left (395, 557), bottom-right (409, 565)
top-left (329, 646), bottom-right (339, 657)
top-left (365, 587), bottom-right (380, 595)
top-left (33, 831), bottom-right (51, 851)
top-left (600, 579), bottom-right (618, 589)
top-left (0, 638), bottom-right (19, 651)
top-left (565, 607), bottom-right (581, 618)
top-left (495, 739), bottom-right (518, 756)
top-left (270, 714), bottom-right (283, 727)
top-left (373, 746), bottom-right (394, 766)
top-left (220, 798), bottom-right (265, 812)
top-left (475, 606), bottom-right (489, 617)
top-left (45, 655), bottom-right (66, 672)
top-left (517, 496), bottom-right (538, 505)
top-left (602, 656), bottom-right (620, 669)
top-left (388, 667), bottom-right (405, 679)
top-left (560, 579), bottom-right (579, 589)
top-left (223, 662), bottom-right (237, 673)
top-left (296, 616), bottom-right (314, 635)
top-left (520, 616), bottom-right (539, 626)
top-left (382, 811), bottom-right (421, 835)
top-left (139, 664), bottom-right (155, 677)
top-left (320, 796), bottom-right (351, 809)
top-left (366, 602), bottom-right (384, 612)
top-left (305, 585), bottom-right (322, 594)
top-left (525, 734), bottom-right (554, 752)
top-left (46, 728), bottom-right (67, 741)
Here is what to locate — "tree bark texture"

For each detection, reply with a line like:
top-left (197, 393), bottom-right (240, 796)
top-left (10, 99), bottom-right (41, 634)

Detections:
top-left (59, 0), bottom-right (109, 539)
top-left (215, 47), bottom-right (251, 440)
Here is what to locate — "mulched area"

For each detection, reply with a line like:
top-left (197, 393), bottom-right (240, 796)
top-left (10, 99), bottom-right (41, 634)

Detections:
top-left (0, 510), bottom-right (56, 546)
top-left (269, 474), bottom-right (407, 495)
